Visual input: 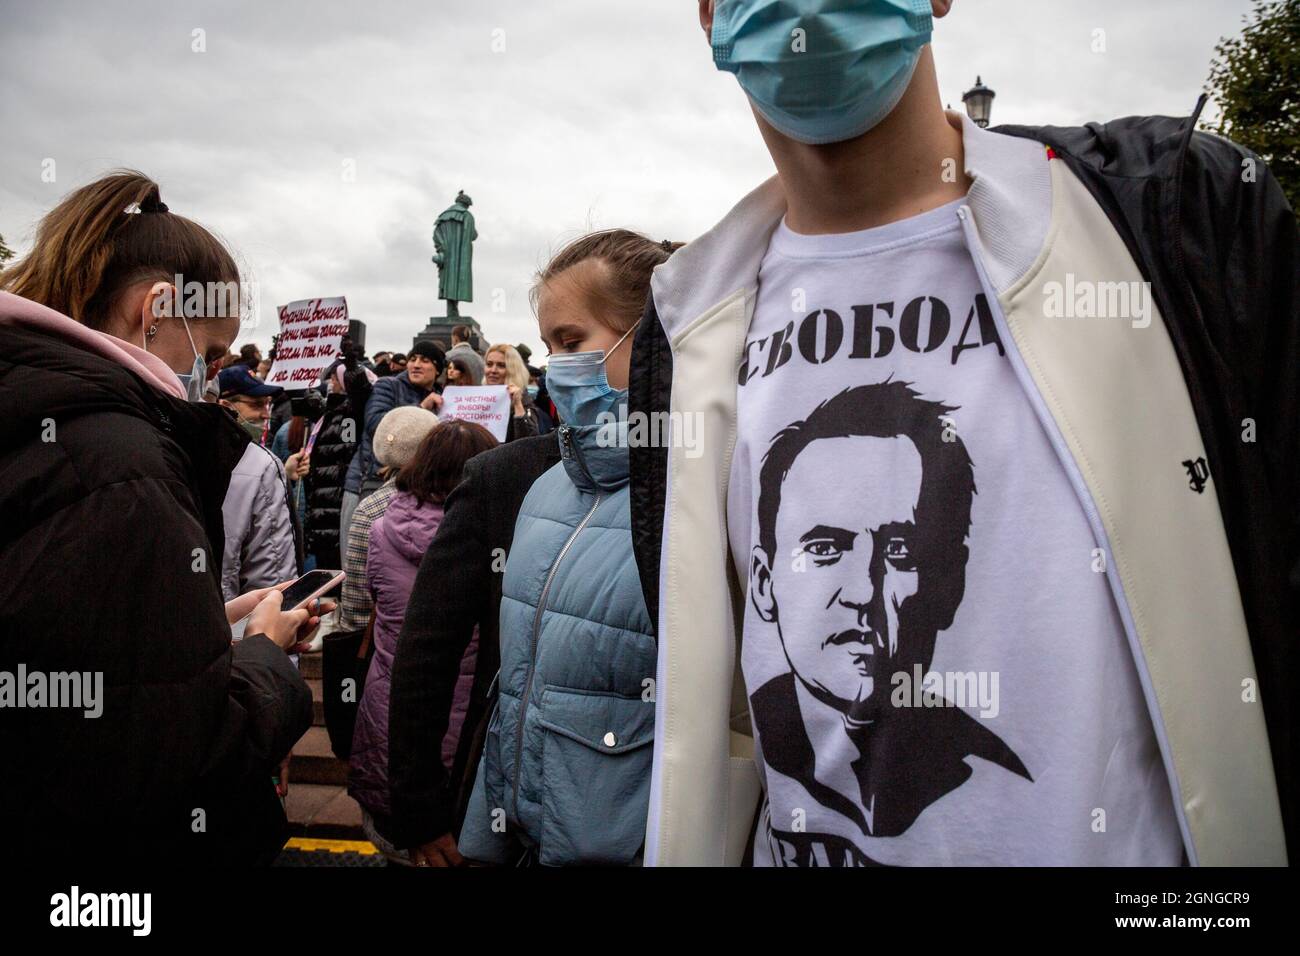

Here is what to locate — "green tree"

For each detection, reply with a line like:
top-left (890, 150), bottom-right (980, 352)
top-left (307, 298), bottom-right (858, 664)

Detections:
top-left (1204, 0), bottom-right (1300, 209)
top-left (0, 232), bottom-right (14, 268)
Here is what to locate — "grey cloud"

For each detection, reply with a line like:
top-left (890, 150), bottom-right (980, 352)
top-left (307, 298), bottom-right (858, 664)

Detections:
top-left (0, 0), bottom-right (1254, 358)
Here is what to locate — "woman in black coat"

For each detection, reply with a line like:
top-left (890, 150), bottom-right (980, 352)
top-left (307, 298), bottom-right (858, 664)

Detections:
top-left (0, 171), bottom-right (322, 865)
top-left (387, 433), bottom-right (560, 864)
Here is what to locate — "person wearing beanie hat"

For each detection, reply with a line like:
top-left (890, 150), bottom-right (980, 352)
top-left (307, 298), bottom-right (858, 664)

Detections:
top-left (337, 408), bottom-right (439, 635)
top-left (342, 339), bottom-right (444, 542)
top-left (408, 339), bottom-right (447, 374)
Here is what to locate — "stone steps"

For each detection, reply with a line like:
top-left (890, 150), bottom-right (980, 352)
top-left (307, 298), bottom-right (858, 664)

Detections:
top-left (290, 725), bottom-right (349, 786)
top-left (286, 651), bottom-right (364, 840)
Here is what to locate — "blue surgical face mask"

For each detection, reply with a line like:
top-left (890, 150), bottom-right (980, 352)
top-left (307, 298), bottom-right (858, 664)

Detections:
top-left (546, 323), bottom-right (637, 428)
top-left (712, 0), bottom-right (932, 145)
top-left (147, 311), bottom-right (207, 403)
top-left (174, 356), bottom-right (207, 403)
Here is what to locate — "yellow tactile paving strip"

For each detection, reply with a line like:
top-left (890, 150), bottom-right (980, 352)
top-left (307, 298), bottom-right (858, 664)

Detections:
top-left (283, 837), bottom-right (379, 854)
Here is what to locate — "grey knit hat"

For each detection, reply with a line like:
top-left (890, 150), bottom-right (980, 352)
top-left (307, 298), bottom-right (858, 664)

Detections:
top-left (373, 406), bottom-right (438, 468)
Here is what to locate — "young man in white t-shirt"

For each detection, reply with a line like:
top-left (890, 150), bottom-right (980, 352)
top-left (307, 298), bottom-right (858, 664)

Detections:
top-left (626, 1), bottom-right (1295, 866)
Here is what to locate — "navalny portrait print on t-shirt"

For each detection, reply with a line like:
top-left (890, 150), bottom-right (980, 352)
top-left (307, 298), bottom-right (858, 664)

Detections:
top-left (729, 198), bottom-right (1183, 867)
top-left (748, 381), bottom-right (1032, 860)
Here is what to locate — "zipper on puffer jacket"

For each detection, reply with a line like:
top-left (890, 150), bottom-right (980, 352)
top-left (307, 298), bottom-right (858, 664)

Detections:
top-left (511, 425), bottom-right (603, 822)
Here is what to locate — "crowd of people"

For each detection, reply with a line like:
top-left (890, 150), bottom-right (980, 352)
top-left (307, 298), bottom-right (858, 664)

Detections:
top-left (0, 0), bottom-right (1293, 869)
top-left (0, 159), bottom-right (670, 866)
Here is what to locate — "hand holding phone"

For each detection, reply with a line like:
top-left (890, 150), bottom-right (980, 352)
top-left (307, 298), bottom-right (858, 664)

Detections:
top-left (232, 571), bottom-right (344, 648)
top-left (276, 569), bottom-right (345, 611)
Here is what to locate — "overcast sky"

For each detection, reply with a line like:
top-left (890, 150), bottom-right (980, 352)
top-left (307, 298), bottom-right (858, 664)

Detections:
top-left (0, 0), bottom-right (1256, 359)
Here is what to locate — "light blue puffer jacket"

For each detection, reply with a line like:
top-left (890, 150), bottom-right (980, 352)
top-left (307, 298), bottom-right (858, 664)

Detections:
top-left (458, 420), bottom-right (656, 866)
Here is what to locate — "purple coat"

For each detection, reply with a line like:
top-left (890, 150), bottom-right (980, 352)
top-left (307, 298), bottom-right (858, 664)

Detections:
top-left (349, 490), bottom-right (477, 820)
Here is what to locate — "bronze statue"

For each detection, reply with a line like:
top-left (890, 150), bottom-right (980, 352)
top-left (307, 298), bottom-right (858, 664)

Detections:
top-left (433, 190), bottom-right (477, 317)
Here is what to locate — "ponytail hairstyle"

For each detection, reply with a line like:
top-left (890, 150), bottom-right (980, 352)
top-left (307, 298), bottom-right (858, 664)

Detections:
top-left (530, 230), bottom-right (683, 335)
top-left (0, 169), bottom-right (240, 331)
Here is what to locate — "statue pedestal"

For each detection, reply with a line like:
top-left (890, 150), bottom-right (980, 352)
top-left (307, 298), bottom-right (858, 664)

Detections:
top-left (414, 314), bottom-right (484, 353)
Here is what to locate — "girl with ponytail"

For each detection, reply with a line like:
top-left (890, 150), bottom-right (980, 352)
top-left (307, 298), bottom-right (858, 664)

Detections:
top-left (0, 171), bottom-right (319, 864)
top-left (406, 229), bottom-right (680, 866)
top-left (2, 171), bottom-right (241, 396)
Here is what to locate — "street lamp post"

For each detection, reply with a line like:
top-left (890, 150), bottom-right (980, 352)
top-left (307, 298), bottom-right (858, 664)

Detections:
top-left (962, 76), bottom-right (996, 129)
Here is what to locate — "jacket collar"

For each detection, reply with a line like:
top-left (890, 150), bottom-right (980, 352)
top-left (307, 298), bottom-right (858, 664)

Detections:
top-left (388, 369), bottom-right (428, 394)
top-left (557, 421), bottom-right (630, 495)
top-left (0, 291), bottom-right (186, 398)
top-left (0, 310), bottom-right (247, 586)
top-left (649, 112), bottom-right (1053, 339)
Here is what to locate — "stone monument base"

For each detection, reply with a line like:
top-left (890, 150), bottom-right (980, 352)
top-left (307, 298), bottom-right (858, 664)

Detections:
top-left (414, 314), bottom-right (484, 353)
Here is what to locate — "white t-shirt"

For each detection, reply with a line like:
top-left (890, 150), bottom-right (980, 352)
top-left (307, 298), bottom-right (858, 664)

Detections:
top-left (728, 197), bottom-right (1184, 866)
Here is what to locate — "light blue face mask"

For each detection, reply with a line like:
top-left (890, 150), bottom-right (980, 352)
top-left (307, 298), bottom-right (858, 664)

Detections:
top-left (147, 310), bottom-right (207, 403)
top-left (712, 0), bottom-right (933, 145)
top-left (545, 323), bottom-right (637, 428)
top-left (173, 357), bottom-right (207, 403)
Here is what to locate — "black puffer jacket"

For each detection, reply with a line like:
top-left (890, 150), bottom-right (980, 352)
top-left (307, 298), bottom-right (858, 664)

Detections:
top-left (304, 392), bottom-right (357, 568)
top-left (0, 305), bottom-right (313, 866)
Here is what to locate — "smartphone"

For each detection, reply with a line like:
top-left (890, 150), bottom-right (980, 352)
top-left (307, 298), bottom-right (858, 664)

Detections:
top-left (230, 570), bottom-right (345, 641)
top-left (278, 569), bottom-right (345, 611)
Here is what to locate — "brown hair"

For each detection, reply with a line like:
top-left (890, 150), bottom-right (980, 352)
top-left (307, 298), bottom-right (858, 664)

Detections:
top-left (395, 419), bottom-right (498, 505)
top-left (531, 230), bottom-right (683, 334)
top-left (447, 354), bottom-right (479, 386)
top-left (287, 416), bottom-right (308, 454)
top-left (0, 169), bottom-right (239, 330)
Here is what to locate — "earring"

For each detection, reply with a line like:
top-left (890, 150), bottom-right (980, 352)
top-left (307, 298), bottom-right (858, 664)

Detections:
top-left (146, 325), bottom-right (158, 339)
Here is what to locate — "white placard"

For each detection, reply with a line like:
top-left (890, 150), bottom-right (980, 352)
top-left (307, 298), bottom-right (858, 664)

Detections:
top-left (439, 385), bottom-right (511, 442)
top-left (265, 296), bottom-right (349, 388)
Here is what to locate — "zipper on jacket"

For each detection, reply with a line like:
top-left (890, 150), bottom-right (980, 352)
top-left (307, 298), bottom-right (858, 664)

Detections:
top-left (955, 204), bottom-right (1198, 865)
top-left (1167, 96), bottom-right (1215, 403)
top-left (557, 424), bottom-right (597, 486)
top-left (510, 468), bottom-right (604, 821)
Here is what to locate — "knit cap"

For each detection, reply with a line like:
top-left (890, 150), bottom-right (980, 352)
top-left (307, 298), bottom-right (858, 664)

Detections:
top-left (373, 406), bottom-right (439, 468)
